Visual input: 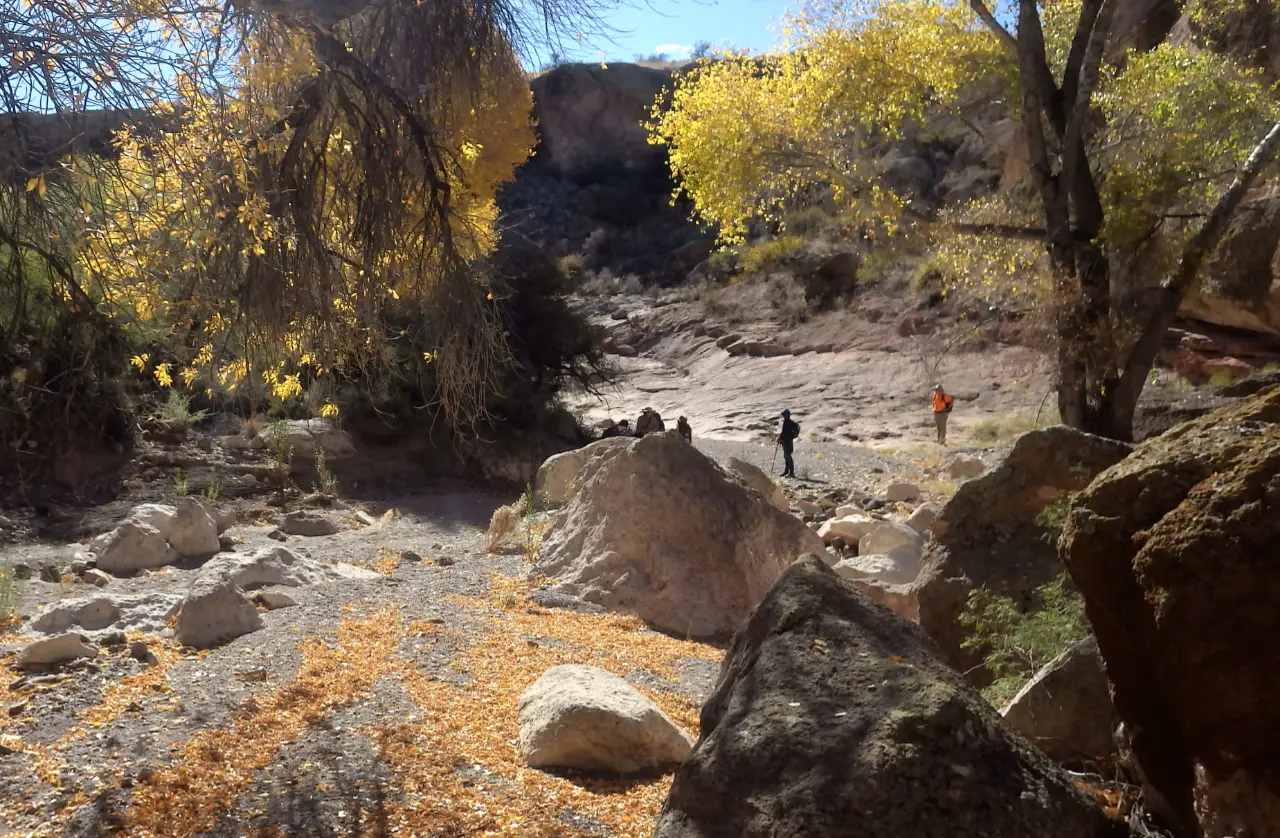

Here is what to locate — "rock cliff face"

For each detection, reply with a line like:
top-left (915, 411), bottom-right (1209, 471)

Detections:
top-left (529, 62), bottom-right (679, 174)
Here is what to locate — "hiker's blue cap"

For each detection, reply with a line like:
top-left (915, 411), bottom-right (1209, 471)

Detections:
top-left (781, 409), bottom-right (790, 416)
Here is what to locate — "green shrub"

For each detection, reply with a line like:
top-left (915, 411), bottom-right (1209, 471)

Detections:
top-left (959, 574), bottom-right (1090, 707)
top-left (0, 565), bottom-right (22, 624)
top-left (706, 249), bottom-right (740, 278)
top-left (740, 235), bottom-right (807, 275)
top-left (1207, 370), bottom-right (1237, 388)
top-left (783, 206), bottom-right (830, 237)
top-left (153, 389), bottom-right (207, 436)
top-left (1035, 493), bottom-right (1074, 544)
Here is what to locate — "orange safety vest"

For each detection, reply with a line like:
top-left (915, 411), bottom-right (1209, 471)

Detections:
top-left (932, 392), bottom-right (953, 413)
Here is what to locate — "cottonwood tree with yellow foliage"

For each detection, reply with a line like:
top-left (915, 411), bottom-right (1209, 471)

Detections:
top-left (1, 0), bottom-right (610, 460)
top-left (653, 0), bottom-right (1280, 441)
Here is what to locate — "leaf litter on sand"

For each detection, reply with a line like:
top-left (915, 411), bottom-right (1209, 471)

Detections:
top-left (369, 573), bottom-right (721, 837)
top-left (0, 637), bottom-right (185, 834)
top-left (124, 608), bottom-right (407, 837)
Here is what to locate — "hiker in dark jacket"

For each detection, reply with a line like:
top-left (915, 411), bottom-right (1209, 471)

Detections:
top-left (601, 419), bottom-right (623, 439)
top-left (778, 409), bottom-right (800, 478)
top-left (677, 415), bottom-right (692, 443)
top-left (635, 407), bottom-right (665, 437)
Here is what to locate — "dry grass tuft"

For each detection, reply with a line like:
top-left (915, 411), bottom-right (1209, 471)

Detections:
top-left (484, 502), bottom-right (523, 553)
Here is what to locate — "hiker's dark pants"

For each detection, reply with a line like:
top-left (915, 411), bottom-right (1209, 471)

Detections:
top-left (782, 443), bottom-right (794, 476)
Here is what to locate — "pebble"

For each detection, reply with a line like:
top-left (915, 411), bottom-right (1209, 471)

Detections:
top-left (401, 550), bottom-right (423, 562)
top-left (435, 555), bottom-right (457, 567)
top-left (267, 529), bottom-right (288, 542)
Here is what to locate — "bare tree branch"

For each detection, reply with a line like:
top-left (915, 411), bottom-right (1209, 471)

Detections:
top-left (1112, 120), bottom-right (1280, 422)
top-left (969, 0), bottom-right (1016, 53)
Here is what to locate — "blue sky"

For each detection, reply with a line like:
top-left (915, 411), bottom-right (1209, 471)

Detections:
top-left (544, 0), bottom-right (797, 64)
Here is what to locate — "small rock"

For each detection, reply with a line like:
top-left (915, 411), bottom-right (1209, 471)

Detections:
top-left (69, 559), bottom-right (88, 576)
top-left (267, 529), bottom-right (288, 542)
top-left (83, 568), bottom-right (112, 587)
top-left (11, 563), bottom-right (33, 581)
top-left (948, 454), bottom-right (987, 479)
top-left (885, 482), bottom-right (921, 503)
top-left (905, 502), bottom-right (943, 536)
top-left (98, 631), bottom-right (128, 648)
top-left (278, 510), bottom-right (340, 537)
top-left (38, 564), bottom-right (62, 583)
top-left (863, 499), bottom-right (886, 511)
top-left (401, 550), bottom-right (423, 562)
top-left (218, 535), bottom-right (236, 553)
top-left (94, 520), bottom-right (178, 574)
top-left (129, 640), bottom-right (158, 665)
top-left (17, 633), bottom-right (99, 670)
top-left (518, 664), bottom-right (694, 773)
top-left (435, 555), bottom-right (457, 567)
top-left (252, 590), bottom-right (298, 610)
top-left (7, 698), bottom-right (29, 717)
top-left (795, 499), bottom-right (822, 517)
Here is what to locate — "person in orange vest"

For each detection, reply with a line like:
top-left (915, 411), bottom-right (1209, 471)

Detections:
top-left (931, 384), bottom-right (954, 445)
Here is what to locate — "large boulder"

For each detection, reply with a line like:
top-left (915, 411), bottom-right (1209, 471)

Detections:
top-left (857, 521), bottom-right (922, 558)
top-left (530, 62), bottom-right (675, 175)
top-left (517, 664), bottom-right (694, 773)
top-left (173, 576), bottom-right (264, 649)
top-left (816, 513), bottom-right (877, 546)
top-left (167, 497), bottom-right (220, 558)
top-left (1060, 388), bottom-right (1280, 837)
top-left (31, 593), bottom-right (181, 637)
top-left (17, 633), bottom-right (99, 670)
top-left (1000, 636), bottom-right (1117, 765)
top-left (198, 547), bottom-right (379, 590)
top-left (533, 437), bottom-right (630, 509)
top-left (534, 432), bottom-right (826, 637)
top-left (832, 553), bottom-right (919, 586)
top-left (654, 556), bottom-right (1120, 838)
top-left (726, 457), bottom-right (789, 512)
top-left (93, 520), bottom-right (179, 575)
top-left (910, 426), bottom-right (1131, 682)
top-left (281, 418), bottom-right (356, 460)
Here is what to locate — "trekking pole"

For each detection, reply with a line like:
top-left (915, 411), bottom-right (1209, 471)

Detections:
top-left (770, 440), bottom-right (779, 475)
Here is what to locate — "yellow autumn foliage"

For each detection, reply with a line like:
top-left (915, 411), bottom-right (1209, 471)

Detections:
top-left (651, 0), bottom-right (1008, 244)
top-left (75, 7), bottom-right (535, 411)
top-left (653, 0), bottom-right (1278, 315)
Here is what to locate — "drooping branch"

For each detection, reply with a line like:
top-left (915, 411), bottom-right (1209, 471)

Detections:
top-left (1111, 119), bottom-right (1280, 421)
